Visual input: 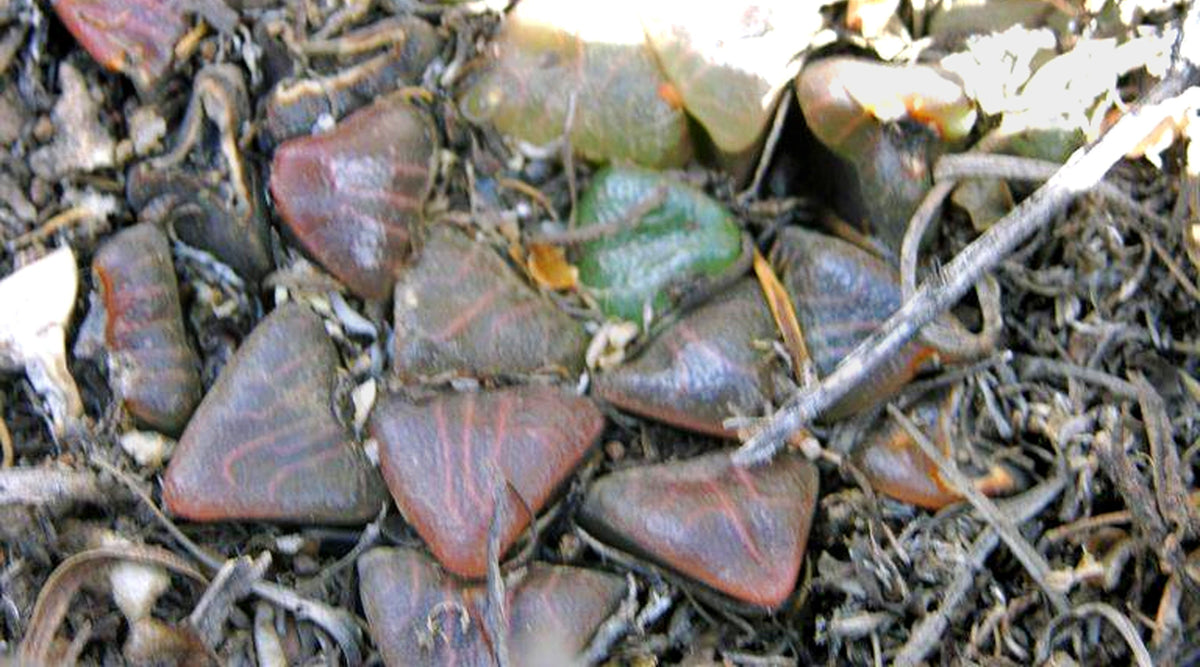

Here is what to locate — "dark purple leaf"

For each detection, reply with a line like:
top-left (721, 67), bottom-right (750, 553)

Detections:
top-left (594, 279), bottom-right (778, 438)
top-left (771, 227), bottom-right (936, 418)
top-left (358, 547), bottom-right (625, 667)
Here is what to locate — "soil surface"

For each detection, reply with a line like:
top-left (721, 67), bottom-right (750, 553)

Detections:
top-left (0, 1), bottom-right (1198, 666)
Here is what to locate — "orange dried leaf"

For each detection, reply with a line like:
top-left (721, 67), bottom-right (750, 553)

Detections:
top-left (528, 243), bottom-right (579, 290)
top-left (507, 241), bottom-right (526, 266)
top-left (657, 82), bottom-right (685, 110)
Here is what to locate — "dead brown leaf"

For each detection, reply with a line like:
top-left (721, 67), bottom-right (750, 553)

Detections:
top-left (528, 242), bottom-right (579, 291)
top-left (751, 248), bottom-right (810, 381)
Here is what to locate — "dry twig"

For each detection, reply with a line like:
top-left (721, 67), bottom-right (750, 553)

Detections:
top-left (188, 553), bottom-right (272, 650)
top-left (484, 471), bottom-right (512, 667)
top-left (0, 467), bottom-right (108, 508)
top-left (898, 179), bottom-right (1003, 360)
top-left (1016, 355), bottom-right (1141, 399)
top-left (1131, 374), bottom-right (1200, 539)
top-left (529, 186), bottom-right (667, 245)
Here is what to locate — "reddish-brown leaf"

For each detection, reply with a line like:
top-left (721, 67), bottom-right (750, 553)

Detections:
top-left (854, 387), bottom-right (1018, 510)
top-left (93, 224), bottom-right (201, 435)
top-left (270, 91), bottom-right (437, 300)
top-left (358, 547), bottom-right (625, 667)
top-left (853, 388), bottom-right (960, 510)
top-left (368, 386), bottom-right (604, 578)
top-left (393, 227), bottom-right (587, 380)
top-left (52, 0), bottom-right (186, 94)
top-left (579, 450), bottom-right (818, 608)
top-left (163, 304), bottom-right (388, 524)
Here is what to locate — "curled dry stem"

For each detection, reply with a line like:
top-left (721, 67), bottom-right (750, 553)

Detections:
top-left (900, 179), bottom-right (1004, 360)
top-left (497, 177), bottom-right (558, 221)
top-left (1034, 601), bottom-right (1154, 667)
top-left (312, 503), bottom-right (387, 584)
top-left (20, 545), bottom-right (208, 664)
top-left (9, 206), bottom-right (95, 250)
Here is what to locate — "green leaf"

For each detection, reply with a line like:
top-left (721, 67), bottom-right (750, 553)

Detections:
top-left (576, 166), bottom-right (743, 322)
